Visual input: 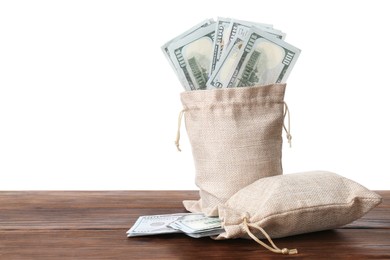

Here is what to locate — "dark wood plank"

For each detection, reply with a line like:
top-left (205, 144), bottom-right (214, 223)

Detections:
top-left (0, 191), bottom-right (388, 229)
top-left (0, 191), bottom-right (199, 209)
top-left (0, 229), bottom-right (389, 259)
top-left (0, 191), bottom-right (198, 229)
top-left (343, 190), bottom-right (390, 229)
top-left (0, 190), bottom-right (388, 259)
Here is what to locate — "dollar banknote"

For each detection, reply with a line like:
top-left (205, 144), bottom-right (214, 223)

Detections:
top-left (126, 213), bottom-right (189, 237)
top-left (168, 214), bottom-right (222, 234)
top-left (127, 213), bottom-right (224, 238)
top-left (230, 21), bottom-right (285, 43)
top-left (207, 27), bottom-right (300, 89)
top-left (167, 23), bottom-right (216, 91)
top-left (210, 17), bottom-right (232, 75)
top-left (162, 19), bottom-right (214, 74)
top-left (210, 19), bottom-right (285, 76)
top-left (225, 19), bottom-right (280, 46)
top-left (207, 32), bottom-right (248, 89)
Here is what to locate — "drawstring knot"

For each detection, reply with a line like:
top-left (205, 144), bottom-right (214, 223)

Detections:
top-left (243, 217), bottom-right (298, 255)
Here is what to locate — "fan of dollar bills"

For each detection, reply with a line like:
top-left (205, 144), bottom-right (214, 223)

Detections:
top-left (162, 18), bottom-right (301, 91)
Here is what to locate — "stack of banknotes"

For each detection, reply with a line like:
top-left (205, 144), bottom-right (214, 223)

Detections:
top-left (162, 18), bottom-right (301, 91)
top-left (127, 213), bottom-right (224, 238)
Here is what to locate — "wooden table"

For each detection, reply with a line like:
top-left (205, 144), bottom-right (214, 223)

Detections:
top-left (0, 191), bottom-right (389, 259)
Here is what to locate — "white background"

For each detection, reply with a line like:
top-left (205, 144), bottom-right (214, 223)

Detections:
top-left (0, 0), bottom-right (389, 190)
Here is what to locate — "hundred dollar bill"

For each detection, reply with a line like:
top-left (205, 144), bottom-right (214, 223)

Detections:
top-left (168, 214), bottom-right (224, 238)
top-left (210, 17), bottom-right (232, 75)
top-left (210, 19), bottom-right (279, 75)
top-left (225, 19), bottom-right (280, 47)
top-left (207, 27), bottom-right (300, 89)
top-left (207, 32), bottom-right (249, 89)
top-left (169, 214), bottom-right (222, 234)
top-left (162, 19), bottom-right (214, 73)
top-left (168, 23), bottom-right (215, 90)
top-left (210, 20), bottom-right (286, 78)
top-left (235, 24), bottom-right (285, 42)
top-left (126, 213), bottom-right (189, 237)
top-left (127, 213), bottom-right (224, 238)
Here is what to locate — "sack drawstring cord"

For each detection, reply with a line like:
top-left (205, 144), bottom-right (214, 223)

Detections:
top-left (175, 109), bottom-right (186, 152)
top-left (243, 217), bottom-right (298, 255)
top-left (283, 102), bottom-right (292, 148)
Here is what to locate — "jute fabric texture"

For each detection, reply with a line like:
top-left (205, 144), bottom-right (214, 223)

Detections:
top-left (180, 84), bottom-right (286, 216)
top-left (216, 171), bottom-right (382, 239)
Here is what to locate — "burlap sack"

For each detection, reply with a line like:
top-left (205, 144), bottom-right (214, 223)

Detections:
top-left (179, 84), bottom-right (288, 216)
top-left (216, 171), bottom-right (382, 247)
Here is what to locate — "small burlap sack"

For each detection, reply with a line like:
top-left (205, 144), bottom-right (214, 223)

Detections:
top-left (177, 84), bottom-right (289, 216)
top-left (215, 171), bottom-right (382, 255)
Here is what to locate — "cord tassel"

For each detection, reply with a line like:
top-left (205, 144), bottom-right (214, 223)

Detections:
top-left (175, 109), bottom-right (185, 152)
top-left (243, 218), bottom-right (298, 255)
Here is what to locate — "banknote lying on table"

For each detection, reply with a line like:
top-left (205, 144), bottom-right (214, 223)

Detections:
top-left (126, 213), bottom-right (224, 238)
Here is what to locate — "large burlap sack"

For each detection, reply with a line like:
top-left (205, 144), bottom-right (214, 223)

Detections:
top-left (215, 171), bottom-right (382, 254)
top-left (179, 84), bottom-right (288, 216)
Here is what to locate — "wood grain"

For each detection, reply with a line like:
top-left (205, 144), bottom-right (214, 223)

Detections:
top-left (0, 191), bottom-right (389, 259)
